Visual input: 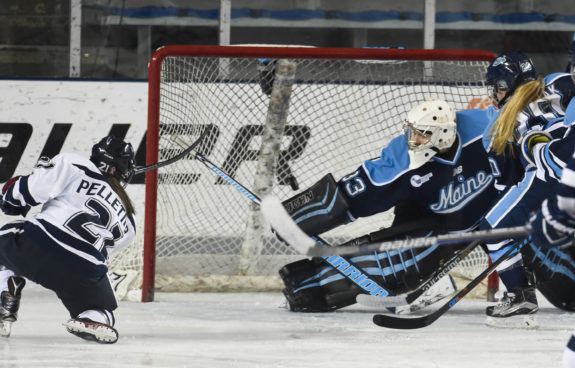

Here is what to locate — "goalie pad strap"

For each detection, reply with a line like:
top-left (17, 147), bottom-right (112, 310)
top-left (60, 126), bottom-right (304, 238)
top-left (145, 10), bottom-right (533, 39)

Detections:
top-left (282, 173), bottom-right (350, 236)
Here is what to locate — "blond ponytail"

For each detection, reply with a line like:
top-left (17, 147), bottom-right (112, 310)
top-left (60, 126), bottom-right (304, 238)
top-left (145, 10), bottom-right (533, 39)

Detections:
top-left (488, 78), bottom-right (545, 156)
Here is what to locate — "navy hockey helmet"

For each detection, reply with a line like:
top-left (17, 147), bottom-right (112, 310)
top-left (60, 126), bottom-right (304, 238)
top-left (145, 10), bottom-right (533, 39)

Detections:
top-left (90, 135), bottom-right (136, 184)
top-left (486, 52), bottom-right (536, 109)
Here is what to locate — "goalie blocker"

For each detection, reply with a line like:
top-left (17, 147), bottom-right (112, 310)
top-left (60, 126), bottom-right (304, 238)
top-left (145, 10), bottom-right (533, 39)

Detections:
top-left (281, 173), bottom-right (351, 236)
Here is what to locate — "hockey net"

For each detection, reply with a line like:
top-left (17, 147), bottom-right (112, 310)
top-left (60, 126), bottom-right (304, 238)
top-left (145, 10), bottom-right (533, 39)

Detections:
top-left (109, 45), bottom-right (497, 302)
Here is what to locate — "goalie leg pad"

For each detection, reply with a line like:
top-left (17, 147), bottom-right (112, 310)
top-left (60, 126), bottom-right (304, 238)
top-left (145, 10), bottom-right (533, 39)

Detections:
top-left (282, 173), bottom-right (350, 236)
top-left (280, 258), bottom-right (360, 312)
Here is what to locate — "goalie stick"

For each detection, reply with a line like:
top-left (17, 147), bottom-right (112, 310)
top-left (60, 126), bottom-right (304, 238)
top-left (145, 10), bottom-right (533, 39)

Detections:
top-left (356, 240), bottom-right (482, 308)
top-left (170, 139), bottom-right (407, 299)
top-left (371, 240), bottom-right (525, 329)
top-left (260, 194), bottom-right (531, 256)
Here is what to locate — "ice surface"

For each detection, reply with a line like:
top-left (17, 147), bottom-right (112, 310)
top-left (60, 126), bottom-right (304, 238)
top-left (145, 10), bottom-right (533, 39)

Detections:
top-left (2, 282), bottom-right (574, 368)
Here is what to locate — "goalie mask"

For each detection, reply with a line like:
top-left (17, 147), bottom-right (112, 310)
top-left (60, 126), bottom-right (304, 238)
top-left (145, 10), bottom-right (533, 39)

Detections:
top-left (403, 99), bottom-right (457, 170)
top-left (486, 52), bottom-right (536, 110)
top-left (90, 135), bottom-right (136, 184)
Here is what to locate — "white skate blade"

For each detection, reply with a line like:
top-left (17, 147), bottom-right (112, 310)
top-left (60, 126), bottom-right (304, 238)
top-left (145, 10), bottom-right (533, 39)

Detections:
top-left (0, 320), bottom-right (12, 337)
top-left (63, 319), bottom-right (119, 344)
top-left (485, 314), bottom-right (539, 329)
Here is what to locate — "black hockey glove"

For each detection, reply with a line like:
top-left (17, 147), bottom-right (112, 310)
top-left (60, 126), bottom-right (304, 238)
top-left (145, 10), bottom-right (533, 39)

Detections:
top-left (530, 199), bottom-right (575, 249)
top-left (0, 199), bottom-right (30, 217)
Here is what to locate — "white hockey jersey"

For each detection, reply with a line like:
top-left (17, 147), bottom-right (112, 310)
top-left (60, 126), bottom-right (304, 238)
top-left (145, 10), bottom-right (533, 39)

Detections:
top-left (2, 153), bottom-right (136, 271)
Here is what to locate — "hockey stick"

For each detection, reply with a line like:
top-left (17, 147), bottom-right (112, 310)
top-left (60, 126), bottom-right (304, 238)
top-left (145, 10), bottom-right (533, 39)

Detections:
top-left (261, 193), bottom-right (531, 256)
top-left (371, 240), bottom-right (525, 329)
top-left (356, 240), bottom-right (482, 308)
top-left (133, 128), bottom-right (209, 175)
top-left (167, 140), bottom-right (404, 299)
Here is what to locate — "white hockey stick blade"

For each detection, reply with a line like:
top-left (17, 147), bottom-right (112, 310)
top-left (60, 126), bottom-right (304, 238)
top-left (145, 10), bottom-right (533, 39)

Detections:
top-left (260, 195), bottom-right (317, 255)
top-left (355, 294), bottom-right (410, 308)
top-left (356, 274), bottom-right (457, 311)
top-left (393, 275), bottom-right (457, 315)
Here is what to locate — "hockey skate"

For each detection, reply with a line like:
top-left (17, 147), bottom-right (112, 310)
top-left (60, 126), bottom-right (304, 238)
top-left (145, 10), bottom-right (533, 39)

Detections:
top-left (0, 276), bottom-right (26, 337)
top-left (64, 317), bottom-right (119, 344)
top-left (485, 286), bottom-right (539, 329)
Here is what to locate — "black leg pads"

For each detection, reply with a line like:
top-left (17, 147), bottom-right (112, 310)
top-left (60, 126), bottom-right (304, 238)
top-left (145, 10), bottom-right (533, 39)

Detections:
top-left (280, 258), bottom-right (360, 312)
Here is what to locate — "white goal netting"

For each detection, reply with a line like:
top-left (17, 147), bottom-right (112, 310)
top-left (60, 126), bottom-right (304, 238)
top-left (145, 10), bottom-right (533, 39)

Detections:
top-left (109, 46), bottom-right (496, 300)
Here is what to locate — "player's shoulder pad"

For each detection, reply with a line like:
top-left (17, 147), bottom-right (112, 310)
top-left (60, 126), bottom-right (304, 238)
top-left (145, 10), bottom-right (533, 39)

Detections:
top-left (362, 135), bottom-right (410, 185)
top-left (480, 106), bottom-right (500, 152)
top-left (544, 72), bottom-right (570, 85)
top-left (565, 99), bottom-right (575, 127)
top-left (455, 109), bottom-right (489, 146)
top-left (43, 153), bottom-right (95, 174)
top-left (46, 152), bottom-right (86, 167)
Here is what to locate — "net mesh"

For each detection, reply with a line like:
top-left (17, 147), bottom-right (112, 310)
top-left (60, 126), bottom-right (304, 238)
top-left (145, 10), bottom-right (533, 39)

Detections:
top-left (110, 48), bottom-right (494, 296)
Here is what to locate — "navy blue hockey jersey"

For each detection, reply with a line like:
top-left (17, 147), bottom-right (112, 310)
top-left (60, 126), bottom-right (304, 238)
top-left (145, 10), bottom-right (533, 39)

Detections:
top-left (338, 109), bottom-right (498, 233)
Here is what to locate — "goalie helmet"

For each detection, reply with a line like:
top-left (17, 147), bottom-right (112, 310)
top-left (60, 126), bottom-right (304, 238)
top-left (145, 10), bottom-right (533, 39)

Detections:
top-left (90, 135), bottom-right (136, 184)
top-left (486, 52), bottom-right (536, 109)
top-left (403, 99), bottom-right (457, 169)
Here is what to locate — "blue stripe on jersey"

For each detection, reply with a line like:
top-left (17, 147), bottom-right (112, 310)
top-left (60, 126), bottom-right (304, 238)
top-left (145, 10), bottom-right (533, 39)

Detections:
top-left (16, 176), bottom-right (40, 206)
top-left (24, 222), bottom-right (108, 279)
top-left (567, 335), bottom-right (575, 352)
top-left (73, 163), bottom-right (107, 182)
top-left (566, 99), bottom-right (575, 126)
top-left (0, 222), bottom-right (24, 232)
top-left (485, 169), bottom-right (537, 227)
top-left (543, 143), bottom-right (564, 179)
top-left (37, 219), bottom-right (107, 263)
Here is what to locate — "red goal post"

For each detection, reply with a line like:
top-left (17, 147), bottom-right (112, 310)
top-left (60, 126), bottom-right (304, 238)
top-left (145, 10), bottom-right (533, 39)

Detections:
top-left (114, 45), bottom-right (499, 302)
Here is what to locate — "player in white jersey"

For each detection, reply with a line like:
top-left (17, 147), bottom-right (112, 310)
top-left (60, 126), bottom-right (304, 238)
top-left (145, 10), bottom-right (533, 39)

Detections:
top-left (0, 135), bottom-right (136, 344)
